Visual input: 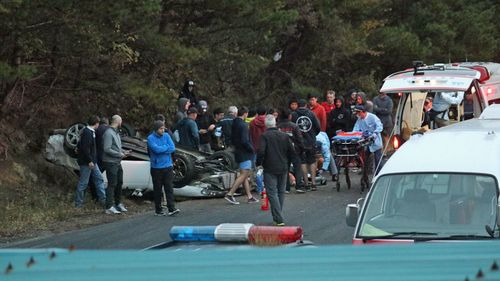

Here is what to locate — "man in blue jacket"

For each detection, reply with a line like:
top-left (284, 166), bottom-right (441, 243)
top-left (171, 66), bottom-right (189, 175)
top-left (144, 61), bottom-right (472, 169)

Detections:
top-left (353, 105), bottom-right (384, 175)
top-left (75, 115), bottom-right (106, 208)
top-left (147, 120), bottom-right (179, 216)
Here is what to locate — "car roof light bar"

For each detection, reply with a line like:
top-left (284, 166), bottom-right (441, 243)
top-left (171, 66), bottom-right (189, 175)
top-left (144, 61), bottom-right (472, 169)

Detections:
top-left (170, 224), bottom-right (303, 244)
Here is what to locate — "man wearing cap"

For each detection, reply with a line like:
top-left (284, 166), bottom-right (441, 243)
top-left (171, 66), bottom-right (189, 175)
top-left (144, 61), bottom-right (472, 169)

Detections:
top-left (177, 107), bottom-right (200, 150)
top-left (147, 120), bottom-right (179, 216)
top-left (196, 100), bottom-right (216, 153)
top-left (352, 105), bottom-right (384, 175)
top-left (308, 93), bottom-right (327, 132)
top-left (179, 80), bottom-right (198, 106)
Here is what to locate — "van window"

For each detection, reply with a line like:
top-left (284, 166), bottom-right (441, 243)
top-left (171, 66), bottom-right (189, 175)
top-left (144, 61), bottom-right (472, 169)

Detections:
top-left (359, 173), bottom-right (498, 239)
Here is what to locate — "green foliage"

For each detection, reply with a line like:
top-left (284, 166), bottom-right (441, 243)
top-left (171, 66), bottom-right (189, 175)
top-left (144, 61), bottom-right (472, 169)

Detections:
top-left (1, 0), bottom-right (500, 140)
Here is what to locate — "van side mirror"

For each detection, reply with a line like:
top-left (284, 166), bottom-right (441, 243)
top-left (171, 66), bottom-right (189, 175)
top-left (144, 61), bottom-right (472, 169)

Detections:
top-left (496, 205), bottom-right (500, 227)
top-left (346, 198), bottom-right (364, 227)
top-left (345, 204), bottom-right (359, 227)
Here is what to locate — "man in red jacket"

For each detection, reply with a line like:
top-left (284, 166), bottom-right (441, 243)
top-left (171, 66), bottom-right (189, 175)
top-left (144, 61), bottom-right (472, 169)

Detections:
top-left (249, 106), bottom-right (268, 152)
top-left (321, 90), bottom-right (336, 115)
top-left (308, 93), bottom-right (327, 132)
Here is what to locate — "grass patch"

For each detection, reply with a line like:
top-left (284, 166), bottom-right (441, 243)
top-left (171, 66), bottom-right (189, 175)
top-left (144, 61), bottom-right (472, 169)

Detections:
top-left (0, 156), bottom-right (153, 243)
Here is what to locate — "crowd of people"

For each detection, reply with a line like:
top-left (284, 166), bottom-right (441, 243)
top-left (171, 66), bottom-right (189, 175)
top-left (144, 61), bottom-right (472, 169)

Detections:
top-left (74, 80), bottom-right (394, 225)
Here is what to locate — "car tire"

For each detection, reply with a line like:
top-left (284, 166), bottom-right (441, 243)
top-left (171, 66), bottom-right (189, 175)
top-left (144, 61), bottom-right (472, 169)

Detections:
top-left (64, 122), bottom-right (86, 150)
top-left (119, 122), bottom-right (136, 137)
top-left (173, 153), bottom-right (195, 187)
top-left (207, 150), bottom-right (237, 170)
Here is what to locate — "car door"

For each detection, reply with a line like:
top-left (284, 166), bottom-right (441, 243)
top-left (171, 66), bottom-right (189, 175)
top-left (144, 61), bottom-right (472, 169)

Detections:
top-left (103, 160), bottom-right (152, 190)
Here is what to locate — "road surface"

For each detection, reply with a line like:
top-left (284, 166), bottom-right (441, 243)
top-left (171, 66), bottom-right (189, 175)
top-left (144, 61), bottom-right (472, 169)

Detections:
top-left (2, 175), bottom-right (367, 249)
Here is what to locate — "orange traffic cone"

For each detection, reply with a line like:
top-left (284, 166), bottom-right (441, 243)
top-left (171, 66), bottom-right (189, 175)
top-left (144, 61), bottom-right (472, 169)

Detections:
top-left (260, 188), bottom-right (269, 211)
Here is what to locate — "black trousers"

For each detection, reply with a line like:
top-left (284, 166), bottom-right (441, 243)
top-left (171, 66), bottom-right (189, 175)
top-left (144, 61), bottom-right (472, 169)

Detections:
top-left (151, 167), bottom-right (176, 213)
top-left (102, 162), bottom-right (123, 209)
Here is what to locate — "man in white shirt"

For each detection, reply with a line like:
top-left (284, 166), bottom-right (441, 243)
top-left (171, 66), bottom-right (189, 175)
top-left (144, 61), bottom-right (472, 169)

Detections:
top-left (430, 91), bottom-right (464, 128)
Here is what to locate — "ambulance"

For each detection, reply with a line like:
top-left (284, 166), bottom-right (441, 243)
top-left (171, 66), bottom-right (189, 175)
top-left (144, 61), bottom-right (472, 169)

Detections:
top-left (380, 61), bottom-right (500, 152)
top-left (346, 104), bottom-right (500, 244)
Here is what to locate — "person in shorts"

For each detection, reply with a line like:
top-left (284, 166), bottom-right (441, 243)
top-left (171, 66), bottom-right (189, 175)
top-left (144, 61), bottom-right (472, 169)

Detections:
top-left (291, 99), bottom-right (321, 190)
top-left (224, 106), bottom-right (259, 204)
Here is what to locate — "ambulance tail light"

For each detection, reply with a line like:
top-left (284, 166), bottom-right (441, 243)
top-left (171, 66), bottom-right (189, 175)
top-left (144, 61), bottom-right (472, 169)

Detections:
top-left (484, 86), bottom-right (496, 97)
top-left (170, 226), bottom-right (217, 242)
top-left (392, 135), bottom-right (402, 150)
top-left (248, 226), bottom-right (303, 245)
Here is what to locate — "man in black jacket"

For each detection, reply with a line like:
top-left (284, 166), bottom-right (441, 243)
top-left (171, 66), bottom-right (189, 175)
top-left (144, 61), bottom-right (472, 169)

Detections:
top-left (75, 115), bottom-right (106, 208)
top-left (88, 116), bottom-right (109, 202)
top-left (224, 106), bottom-right (258, 205)
top-left (291, 99), bottom-right (321, 190)
top-left (277, 108), bottom-right (306, 193)
top-left (257, 115), bottom-right (294, 226)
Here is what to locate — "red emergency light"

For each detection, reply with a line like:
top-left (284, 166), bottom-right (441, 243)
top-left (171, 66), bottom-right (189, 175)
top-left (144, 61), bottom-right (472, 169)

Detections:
top-left (392, 135), bottom-right (401, 150)
top-left (248, 226), bottom-right (303, 245)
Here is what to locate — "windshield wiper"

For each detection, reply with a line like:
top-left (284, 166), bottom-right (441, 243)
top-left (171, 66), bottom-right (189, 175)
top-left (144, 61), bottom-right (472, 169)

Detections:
top-left (432, 234), bottom-right (494, 240)
top-left (360, 231), bottom-right (438, 241)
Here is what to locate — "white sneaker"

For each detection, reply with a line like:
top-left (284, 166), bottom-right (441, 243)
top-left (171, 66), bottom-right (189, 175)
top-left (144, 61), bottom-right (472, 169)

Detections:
top-left (116, 203), bottom-right (128, 212)
top-left (168, 209), bottom-right (180, 216)
top-left (105, 206), bottom-right (121, 214)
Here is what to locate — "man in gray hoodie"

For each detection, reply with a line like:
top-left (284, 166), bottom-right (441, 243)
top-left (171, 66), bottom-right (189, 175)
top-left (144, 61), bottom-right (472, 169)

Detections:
top-left (175, 98), bottom-right (190, 125)
top-left (102, 115), bottom-right (130, 214)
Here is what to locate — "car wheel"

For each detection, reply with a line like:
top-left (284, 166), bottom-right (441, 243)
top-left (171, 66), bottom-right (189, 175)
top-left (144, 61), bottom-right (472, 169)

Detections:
top-left (64, 122), bottom-right (86, 150)
top-left (207, 150), bottom-right (237, 170)
top-left (119, 122), bottom-right (136, 137)
top-left (173, 153), bottom-right (195, 187)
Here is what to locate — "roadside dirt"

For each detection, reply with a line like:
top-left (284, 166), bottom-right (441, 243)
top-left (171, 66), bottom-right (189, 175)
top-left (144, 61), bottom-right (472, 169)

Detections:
top-left (0, 154), bottom-right (154, 244)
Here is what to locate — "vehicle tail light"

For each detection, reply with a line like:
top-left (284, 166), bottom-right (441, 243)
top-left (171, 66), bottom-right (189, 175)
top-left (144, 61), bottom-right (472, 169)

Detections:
top-left (483, 86), bottom-right (496, 96)
top-left (392, 135), bottom-right (401, 150)
top-left (248, 226), bottom-right (303, 245)
top-left (169, 226), bottom-right (217, 242)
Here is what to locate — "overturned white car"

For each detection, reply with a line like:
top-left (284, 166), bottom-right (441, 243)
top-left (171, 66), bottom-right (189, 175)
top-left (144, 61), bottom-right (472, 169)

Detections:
top-left (45, 123), bottom-right (238, 198)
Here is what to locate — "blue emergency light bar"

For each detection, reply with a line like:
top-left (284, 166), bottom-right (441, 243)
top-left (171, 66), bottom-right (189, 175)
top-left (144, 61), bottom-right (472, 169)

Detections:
top-left (169, 226), bottom-right (217, 242)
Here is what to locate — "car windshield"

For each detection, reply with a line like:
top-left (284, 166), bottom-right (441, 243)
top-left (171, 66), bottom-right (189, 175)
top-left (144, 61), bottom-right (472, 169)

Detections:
top-left (358, 173), bottom-right (498, 239)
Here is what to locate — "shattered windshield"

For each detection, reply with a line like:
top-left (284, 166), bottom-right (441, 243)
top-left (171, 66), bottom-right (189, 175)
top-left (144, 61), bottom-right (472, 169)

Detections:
top-left (358, 173), bottom-right (498, 239)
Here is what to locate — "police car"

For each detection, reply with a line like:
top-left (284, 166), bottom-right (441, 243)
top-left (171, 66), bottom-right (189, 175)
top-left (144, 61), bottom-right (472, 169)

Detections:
top-left (346, 104), bottom-right (500, 244)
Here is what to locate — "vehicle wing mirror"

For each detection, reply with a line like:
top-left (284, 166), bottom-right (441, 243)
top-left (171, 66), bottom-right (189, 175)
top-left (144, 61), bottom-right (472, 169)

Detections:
top-left (496, 205), bottom-right (500, 227)
top-left (346, 198), bottom-right (364, 227)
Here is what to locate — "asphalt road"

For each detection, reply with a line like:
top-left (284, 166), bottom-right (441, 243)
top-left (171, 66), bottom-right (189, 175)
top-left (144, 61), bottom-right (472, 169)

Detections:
top-left (2, 174), bottom-right (366, 249)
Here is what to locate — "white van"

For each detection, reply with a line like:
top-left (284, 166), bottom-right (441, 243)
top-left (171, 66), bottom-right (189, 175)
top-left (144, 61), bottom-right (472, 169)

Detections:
top-left (346, 104), bottom-right (500, 244)
top-left (380, 61), bottom-right (500, 151)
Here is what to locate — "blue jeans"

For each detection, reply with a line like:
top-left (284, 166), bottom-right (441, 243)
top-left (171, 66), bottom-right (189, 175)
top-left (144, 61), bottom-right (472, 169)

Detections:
top-left (75, 164), bottom-right (106, 207)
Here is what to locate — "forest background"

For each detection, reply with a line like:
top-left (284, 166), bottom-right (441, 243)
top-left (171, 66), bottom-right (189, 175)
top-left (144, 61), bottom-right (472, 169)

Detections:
top-left (1, 0), bottom-right (499, 239)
